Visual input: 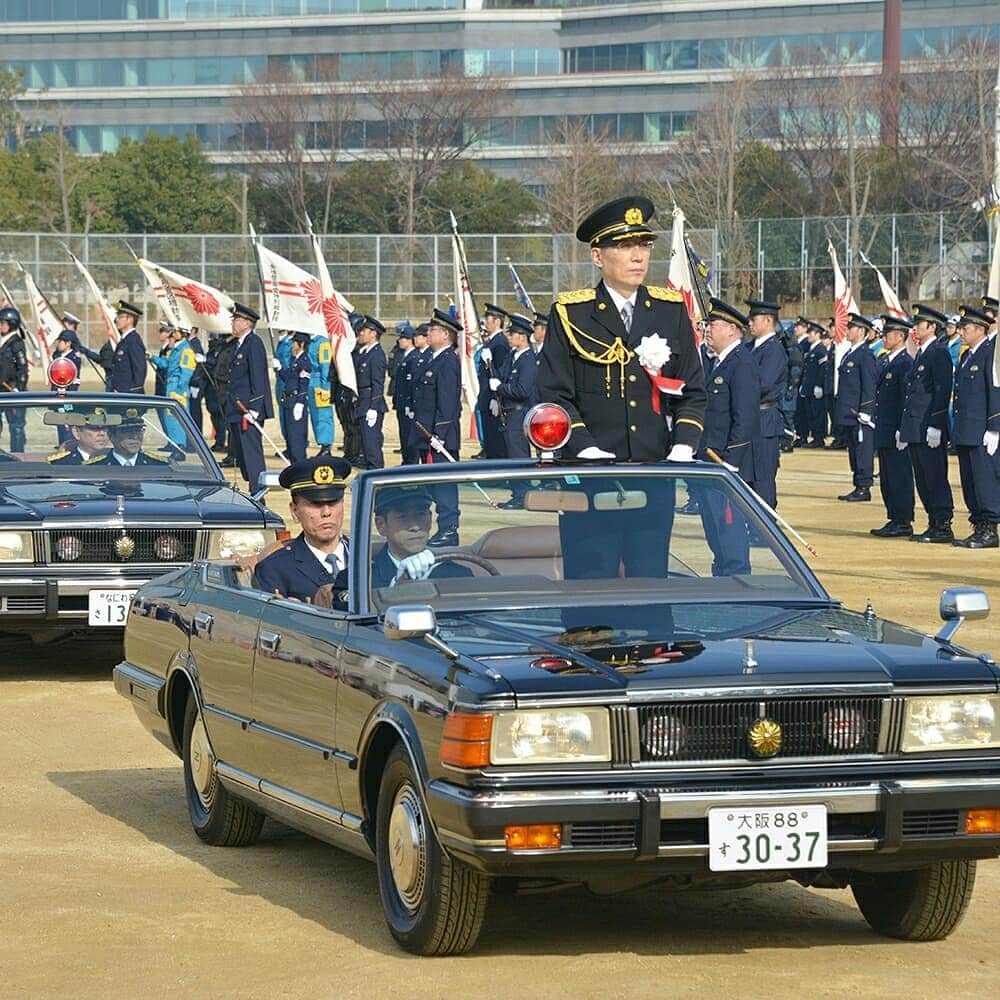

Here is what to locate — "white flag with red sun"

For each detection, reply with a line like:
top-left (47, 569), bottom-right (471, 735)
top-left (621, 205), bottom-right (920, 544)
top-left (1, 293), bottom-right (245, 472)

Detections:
top-left (136, 258), bottom-right (234, 334)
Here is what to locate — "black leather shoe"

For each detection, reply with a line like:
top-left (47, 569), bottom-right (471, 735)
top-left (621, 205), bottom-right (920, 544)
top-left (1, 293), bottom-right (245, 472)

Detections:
top-left (428, 528), bottom-right (459, 548)
top-left (218, 456), bottom-right (239, 468)
top-left (314, 445), bottom-right (332, 457)
top-left (911, 520), bottom-right (954, 544)
top-left (803, 440), bottom-right (824, 449)
top-left (953, 525), bottom-right (999, 549)
top-left (677, 499), bottom-right (700, 515)
top-left (870, 520), bottom-right (913, 538)
top-left (211, 443), bottom-right (227, 453)
top-left (838, 487), bottom-right (871, 501)
top-left (497, 498), bottom-right (524, 510)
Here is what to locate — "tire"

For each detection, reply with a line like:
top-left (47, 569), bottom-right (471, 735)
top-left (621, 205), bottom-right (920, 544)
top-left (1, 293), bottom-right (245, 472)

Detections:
top-left (375, 744), bottom-right (490, 955)
top-left (182, 695), bottom-right (264, 847)
top-left (851, 860), bottom-right (976, 941)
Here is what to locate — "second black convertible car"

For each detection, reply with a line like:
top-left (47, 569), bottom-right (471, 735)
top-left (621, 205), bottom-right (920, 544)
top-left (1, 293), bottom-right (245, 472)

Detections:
top-left (115, 408), bottom-right (1000, 955)
top-left (0, 393), bottom-right (285, 642)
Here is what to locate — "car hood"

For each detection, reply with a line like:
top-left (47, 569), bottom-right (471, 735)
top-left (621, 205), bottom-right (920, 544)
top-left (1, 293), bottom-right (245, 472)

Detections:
top-left (436, 603), bottom-right (998, 697)
top-left (0, 480), bottom-right (275, 526)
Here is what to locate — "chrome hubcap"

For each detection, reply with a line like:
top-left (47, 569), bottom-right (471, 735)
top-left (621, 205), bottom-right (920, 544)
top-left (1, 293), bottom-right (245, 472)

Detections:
top-left (387, 783), bottom-right (427, 913)
top-left (190, 711), bottom-right (216, 808)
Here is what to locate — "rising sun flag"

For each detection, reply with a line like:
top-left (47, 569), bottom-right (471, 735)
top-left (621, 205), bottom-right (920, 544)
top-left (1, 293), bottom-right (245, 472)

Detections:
top-left (135, 257), bottom-right (234, 334)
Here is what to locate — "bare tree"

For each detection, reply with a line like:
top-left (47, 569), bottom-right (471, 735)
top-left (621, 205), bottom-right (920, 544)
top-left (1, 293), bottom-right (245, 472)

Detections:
top-left (233, 65), bottom-right (353, 233)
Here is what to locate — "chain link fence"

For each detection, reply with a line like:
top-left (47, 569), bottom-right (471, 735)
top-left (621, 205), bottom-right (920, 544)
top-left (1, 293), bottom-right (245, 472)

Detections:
top-left (0, 211), bottom-right (993, 350)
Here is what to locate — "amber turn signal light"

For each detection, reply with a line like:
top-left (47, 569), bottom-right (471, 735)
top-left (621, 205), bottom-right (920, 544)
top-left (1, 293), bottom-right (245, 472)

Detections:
top-left (505, 824), bottom-right (562, 850)
top-left (440, 712), bottom-right (493, 768)
top-left (965, 809), bottom-right (1000, 835)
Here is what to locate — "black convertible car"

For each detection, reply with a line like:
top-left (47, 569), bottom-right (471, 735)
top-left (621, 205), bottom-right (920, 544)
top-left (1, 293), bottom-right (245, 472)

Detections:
top-left (0, 393), bottom-right (285, 642)
top-left (114, 425), bottom-right (1000, 955)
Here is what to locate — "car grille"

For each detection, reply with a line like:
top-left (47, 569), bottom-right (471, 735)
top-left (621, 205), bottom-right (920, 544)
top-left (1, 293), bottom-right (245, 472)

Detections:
top-left (901, 810), bottom-right (961, 837)
top-left (48, 528), bottom-right (198, 564)
top-left (635, 697), bottom-right (883, 763)
top-left (566, 821), bottom-right (637, 850)
top-left (1, 595), bottom-right (46, 614)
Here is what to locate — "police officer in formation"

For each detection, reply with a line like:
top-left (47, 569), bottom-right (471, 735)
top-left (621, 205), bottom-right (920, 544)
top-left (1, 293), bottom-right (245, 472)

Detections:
top-left (307, 331), bottom-right (334, 457)
top-left (950, 304), bottom-right (999, 548)
top-left (353, 315), bottom-right (388, 470)
top-left (276, 331), bottom-right (312, 463)
top-left (476, 302), bottom-right (512, 459)
top-left (833, 313), bottom-right (878, 502)
top-left (148, 324), bottom-right (196, 454)
top-left (745, 298), bottom-right (788, 507)
top-left (531, 312), bottom-right (547, 354)
top-left (392, 324), bottom-right (418, 465)
top-left (493, 312), bottom-right (540, 508)
top-left (186, 327), bottom-right (208, 434)
top-left (203, 330), bottom-right (229, 453)
top-left (791, 317), bottom-right (811, 445)
top-left (109, 301), bottom-right (148, 393)
top-left (226, 301), bottom-right (273, 489)
top-left (799, 321), bottom-right (829, 447)
top-left (0, 306), bottom-right (28, 452)
top-left (870, 314), bottom-right (916, 538)
top-left (412, 309), bottom-right (463, 547)
top-left (899, 304), bottom-right (955, 543)
top-left (781, 318), bottom-right (804, 453)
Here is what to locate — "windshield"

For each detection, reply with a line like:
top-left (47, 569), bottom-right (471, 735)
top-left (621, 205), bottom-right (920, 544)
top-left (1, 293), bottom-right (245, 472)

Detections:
top-left (0, 398), bottom-right (217, 480)
top-left (365, 469), bottom-right (818, 612)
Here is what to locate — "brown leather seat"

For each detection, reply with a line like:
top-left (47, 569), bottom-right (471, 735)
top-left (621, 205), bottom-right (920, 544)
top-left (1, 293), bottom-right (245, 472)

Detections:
top-left (467, 525), bottom-right (563, 579)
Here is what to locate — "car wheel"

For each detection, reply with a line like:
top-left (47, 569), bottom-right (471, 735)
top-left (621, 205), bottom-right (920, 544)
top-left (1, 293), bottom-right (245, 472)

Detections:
top-left (851, 860), bottom-right (976, 941)
top-left (375, 744), bottom-right (490, 955)
top-left (182, 695), bottom-right (264, 847)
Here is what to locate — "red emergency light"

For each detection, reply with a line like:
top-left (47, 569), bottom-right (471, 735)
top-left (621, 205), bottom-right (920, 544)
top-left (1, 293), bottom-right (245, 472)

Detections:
top-left (48, 357), bottom-right (77, 391)
top-left (523, 403), bottom-right (571, 455)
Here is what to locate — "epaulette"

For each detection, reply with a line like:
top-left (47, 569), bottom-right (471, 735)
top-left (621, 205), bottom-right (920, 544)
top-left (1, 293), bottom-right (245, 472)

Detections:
top-left (647, 286), bottom-right (683, 303)
top-left (556, 288), bottom-right (596, 305)
top-left (47, 451), bottom-right (70, 463)
top-left (82, 455), bottom-right (103, 465)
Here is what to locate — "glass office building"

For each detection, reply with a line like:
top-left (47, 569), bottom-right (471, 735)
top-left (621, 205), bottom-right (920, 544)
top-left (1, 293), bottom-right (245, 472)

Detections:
top-left (2, 1), bottom-right (997, 178)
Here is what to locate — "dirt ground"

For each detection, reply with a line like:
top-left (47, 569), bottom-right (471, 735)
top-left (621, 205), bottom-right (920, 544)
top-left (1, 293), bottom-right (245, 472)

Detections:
top-left (2, 384), bottom-right (999, 997)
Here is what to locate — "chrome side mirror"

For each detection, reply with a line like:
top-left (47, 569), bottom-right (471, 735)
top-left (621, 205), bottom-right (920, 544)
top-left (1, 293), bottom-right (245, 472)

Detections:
top-left (252, 470), bottom-right (281, 502)
top-left (936, 587), bottom-right (990, 643)
top-left (384, 604), bottom-right (437, 640)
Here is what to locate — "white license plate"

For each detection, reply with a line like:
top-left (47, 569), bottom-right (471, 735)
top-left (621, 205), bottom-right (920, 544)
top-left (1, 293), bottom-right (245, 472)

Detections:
top-left (88, 589), bottom-right (136, 626)
top-left (708, 804), bottom-right (828, 871)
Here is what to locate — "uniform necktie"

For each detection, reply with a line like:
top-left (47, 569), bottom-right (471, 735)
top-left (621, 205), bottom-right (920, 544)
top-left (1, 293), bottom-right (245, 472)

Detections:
top-left (620, 302), bottom-right (632, 333)
top-left (325, 552), bottom-right (342, 576)
top-left (706, 355), bottom-right (718, 377)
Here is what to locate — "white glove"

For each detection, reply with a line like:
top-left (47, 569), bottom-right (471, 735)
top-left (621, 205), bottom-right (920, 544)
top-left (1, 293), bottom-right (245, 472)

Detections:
top-left (248, 410), bottom-right (259, 423)
top-left (489, 377), bottom-right (500, 391)
top-left (293, 402), bottom-right (304, 421)
top-left (578, 446), bottom-right (616, 460)
top-left (666, 444), bottom-right (695, 462)
top-left (480, 348), bottom-right (492, 364)
top-left (857, 425), bottom-right (864, 443)
top-left (813, 386), bottom-right (823, 399)
top-left (722, 461), bottom-right (739, 473)
top-left (858, 413), bottom-right (875, 429)
top-left (429, 435), bottom-right (445, 453)
top-left (392, 549), bottom-right (436, 584)
top-left (365, 409), bottom-right (377, 428)
top-left (489, 399), bottom-right (499, 417)
top-left (195, 354), bottom-right (206, 363)
top-left (926, 426), bottom-right (942, 449)
top-left (895, 430), bottom-right (907, 452)
top-left (271, 358), bottom-right (281, 371)
top-left (404, 406), bottom-right (414, 419)
top-left (299, 369), bottom-right (309, 379)
top-left (189, 387), bottom-right (200, 399)
top-left (984, 430), bottom-right (999, 456)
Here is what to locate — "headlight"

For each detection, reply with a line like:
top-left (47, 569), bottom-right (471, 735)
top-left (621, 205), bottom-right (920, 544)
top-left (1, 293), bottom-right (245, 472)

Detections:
top-left (0, 530), bottom-right (33, 563)
top-left (491, 708), bottom-right (611, 765)
top-left (901, 695), bottom-right (1000, 752)
top-left (207, 529), bottom-right (275, 559)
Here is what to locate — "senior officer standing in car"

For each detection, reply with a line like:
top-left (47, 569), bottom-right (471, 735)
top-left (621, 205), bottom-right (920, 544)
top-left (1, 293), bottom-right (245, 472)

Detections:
top-left (227, 301), bottom-right (274, 490)
top-left (254, 456), bottom-right (352, 605)
top-left (949, 304), bottom-right (1000, 549)
top-left (109, 300), bottom-right (147, 393)
top-left (538, 195), bottom-right (706, 463)
top-left (834, 313), bottom-right (879, 502)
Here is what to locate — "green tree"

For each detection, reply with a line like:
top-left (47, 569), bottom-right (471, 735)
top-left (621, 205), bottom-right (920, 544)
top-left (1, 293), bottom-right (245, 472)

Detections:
top-left (0, 147), bottom-right (47, 230)
top-left (425, 163), bottom-right (538, 232)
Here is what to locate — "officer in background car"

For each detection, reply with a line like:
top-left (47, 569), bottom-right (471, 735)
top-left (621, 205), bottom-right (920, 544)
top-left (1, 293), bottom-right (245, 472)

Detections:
top-left (950, 305), bottom-right (999, 548)
top-left (354, 315), bottom-right (388, 470)
top-left (109, 301), bottom-right (147, 393)
top-left (834, 313), bottom-right (879, 502)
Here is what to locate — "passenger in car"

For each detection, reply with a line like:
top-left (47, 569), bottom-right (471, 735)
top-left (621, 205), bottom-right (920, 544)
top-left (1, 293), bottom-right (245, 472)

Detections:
top-left (371, 486), bottom-right (474, 589)
top-left (254, 456), bottom-right (352, 606)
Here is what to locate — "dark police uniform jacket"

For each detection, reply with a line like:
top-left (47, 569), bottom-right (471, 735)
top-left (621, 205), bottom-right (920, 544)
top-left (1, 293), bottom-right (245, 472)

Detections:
top-left (476, 330), bottom-right (512, 410)
top-left (188, 334), bottom-right (208, 393)
top-left (834, 342), bottom-right (878, 427)
top-left (86, 450), bottom-right (169, 467)
top-left (254, 534), bottom-right (349, 605)
top-left (110, 327), bottom-right (147, 393)
top-left (748, 334), bottom-right (788, 438)
top-left (496, 347), bottom-right (540, 418)
top-left (394, 349), bottom-right (414, 414)
top-left (0, 332), bottom-right (29, 391)
top-left (899, 340), bottom-right (954, 445)
top-left (355, 342), bottom-right (388, 415)
top-left (279, 351), bottom-right (311, 408)
top-left (873, 349), bottom-right (913, 449)
top-left (370, 545), bottom-right (473, 590)
top-left (227, 330), bottom-right (274, 423)
top-left (697, 343), bottom-right (760, 482)
top-left (412, 347), bottom-right (461, 456)
top-left (800, 340), bottom-right (828, 397)
top-left (951, 339), bottom-right (1000, 448)
top-left (539, 281), bottom-right (706, 460)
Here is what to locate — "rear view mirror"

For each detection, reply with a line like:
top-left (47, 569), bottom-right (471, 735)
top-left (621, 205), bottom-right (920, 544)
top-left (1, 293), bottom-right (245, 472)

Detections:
top-left (523, 489), bottom-right (589, 513)
top-left (384, 604), bottom-right (437, 640)
top-left (593, 489), bottom-right (647, 511)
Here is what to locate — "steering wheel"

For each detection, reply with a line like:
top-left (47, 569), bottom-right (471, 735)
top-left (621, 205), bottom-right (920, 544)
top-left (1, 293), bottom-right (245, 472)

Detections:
top-left (433, 552), bottom-right (501, 576)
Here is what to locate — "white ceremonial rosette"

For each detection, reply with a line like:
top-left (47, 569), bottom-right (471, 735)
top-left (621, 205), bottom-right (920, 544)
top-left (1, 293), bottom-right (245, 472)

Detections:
top-left (634, 333), bottom-right (685, 412)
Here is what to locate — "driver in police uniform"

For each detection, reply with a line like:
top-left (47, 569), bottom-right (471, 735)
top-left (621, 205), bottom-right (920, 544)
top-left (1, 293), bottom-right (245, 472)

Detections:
top-left (253, 456), bottom-right (352, 605)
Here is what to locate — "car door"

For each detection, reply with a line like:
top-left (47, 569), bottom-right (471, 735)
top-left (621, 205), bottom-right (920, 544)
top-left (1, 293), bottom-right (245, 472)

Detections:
top-left (186, 563), bottom-right (268, 773)
top-left (249, 598), bottom-right (348, 810)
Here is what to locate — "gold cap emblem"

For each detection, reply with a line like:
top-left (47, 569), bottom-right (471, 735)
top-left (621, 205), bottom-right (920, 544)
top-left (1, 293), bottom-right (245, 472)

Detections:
top-left (313, 464), bottom-right (335, 485)
top-left (747, 718), bottom-right (782, 758)
top-left (115, 535), bottom-right (135, 559)
top-left (624, 207), bottom-right (644, 226)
